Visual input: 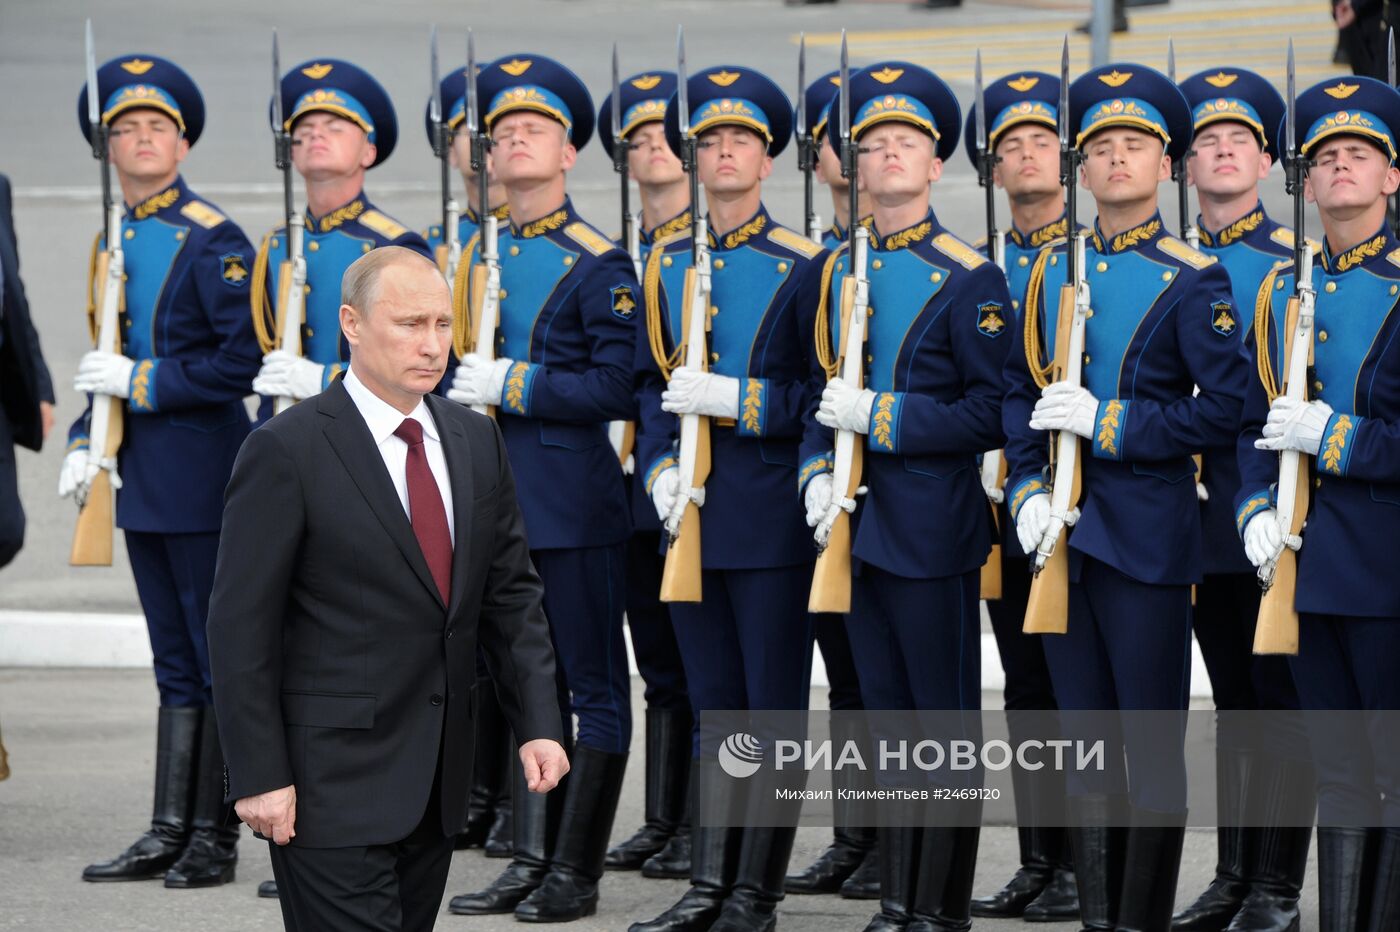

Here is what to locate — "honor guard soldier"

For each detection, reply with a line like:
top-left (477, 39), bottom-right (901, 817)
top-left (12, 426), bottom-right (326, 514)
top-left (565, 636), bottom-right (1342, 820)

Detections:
top-left (444, 53), bottom-right (636, 924)
top-left (1235, 75), bottom-right (1400, 932)
top-left (1172, 67), bottom-right (1313, 932)
top-left (630, 64), bottom-right (824, 932)
top-left (249, 59), bottom-right (430, 417)
top-left (963, 69), bottom-right (1080, 924)
top-left (596, 69), bottom-right (696, 882)
top-left (423, 59), bottom-right (515, 860)
top-left (800, 62), bottom-right (1009, 932)
top-left (784, 66), bottom-right (877, 903)
top-left (63, 55), bottom-right (261, 889)
top-left (1003, 64), bottom-right (1250, 930)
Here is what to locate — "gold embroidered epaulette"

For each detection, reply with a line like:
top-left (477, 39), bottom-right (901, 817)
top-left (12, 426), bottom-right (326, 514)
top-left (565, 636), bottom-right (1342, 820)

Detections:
top-left (359, 209), bottom-right (408, 240)
top-left (766, 226), bottom-right (823, 258)
top-left (1157, 236), bottom-right (1216, 269)
top-left (179, 201), bottom-right (225, 229)
top-left (1386, 247), bottom-right (1400, 270)
top-left (564, 222), bottom-right (615, 257)
top-left (931, 232), bottom-right (986, 270)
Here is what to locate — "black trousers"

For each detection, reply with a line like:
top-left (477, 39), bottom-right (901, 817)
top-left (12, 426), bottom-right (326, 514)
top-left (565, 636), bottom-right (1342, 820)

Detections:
top-left (0, 411), bottom-right (25, 569)
top-left (268, 763), bottom-right (453, 931)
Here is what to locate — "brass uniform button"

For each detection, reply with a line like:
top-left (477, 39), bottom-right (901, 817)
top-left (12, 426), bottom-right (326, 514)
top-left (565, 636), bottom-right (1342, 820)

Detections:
top-left (1096, 261), bottom-right (1108, 273)
top-left (1018, 256), bottom-right (1029, 268)
top-left (510, 246), bottom-right (520, 256)
top-left (714, 258), bottom-right (725, 270)
top-left (308, 241), bottom-right (319, 252)
top-left (1324, 281), bottom-right (1337, 294)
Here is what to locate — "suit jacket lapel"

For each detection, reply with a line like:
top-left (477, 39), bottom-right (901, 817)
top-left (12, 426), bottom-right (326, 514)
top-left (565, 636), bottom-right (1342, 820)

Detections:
top-left (428, 394), bottom-right (475, 621)
top-left (319, 381), bottom-right (445, 609)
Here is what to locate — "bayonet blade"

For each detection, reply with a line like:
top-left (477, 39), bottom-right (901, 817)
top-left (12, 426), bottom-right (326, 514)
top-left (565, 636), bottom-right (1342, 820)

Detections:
top-left (838, 30), bottom-right (850, 145)
top-left (429, 25), bottom-right (442, 127)
top-left (1285, 39), bottom-right (1296, 162)
top-left (1389, 27), bottom-right (1396, 87)
top-left (677, 26), bottom-right (690, 138)
top-left (611, 43), bottom-right (622, 143)
top-left (1058, 37), bottom-right (1070, 149)
top-left (974, 49), bottom-right (987, 156)
top-left (465, 30), bottom-right (478, 136)
top-left (270, 28), bottom-right (283, 133)
top-left (796, 33), bottom-right (807, 138)
top-left (1167, 38), bottom-right (1176, 83)
top-left (85, 19), bottom-right (100, 128)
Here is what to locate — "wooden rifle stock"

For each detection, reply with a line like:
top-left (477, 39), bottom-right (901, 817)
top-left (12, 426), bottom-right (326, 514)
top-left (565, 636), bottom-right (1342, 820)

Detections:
top-left (660, 265), bottom-right (711, 603)
top-left (979, 453), bottom-right (1008, 600)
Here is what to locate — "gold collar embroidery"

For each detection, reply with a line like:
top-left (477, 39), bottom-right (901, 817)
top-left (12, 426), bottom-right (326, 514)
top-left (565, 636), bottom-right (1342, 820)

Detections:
top-left (650, 209), bottom-right (692, 242)
top-left (1094, 218), bottom-right (1162, 254)
top-left (1200, 207), bottom-right (1264, 248)
top-left (1331, 234), bottom-right (1387, 272)
top-left (878, 220), bottom-right (932, 251)
top-left (312, 199), bottom-right (365, 233)
top-left (467, 203), bottom-right (511, 224)
top-left (1010, 217), bottom-right (1068, 249)
top-left (133, 185), bottom-right (180, 220)
top-left (712, 212), bottom-right (767, 250)
top-left (518, 208), bottom-right (568, 238)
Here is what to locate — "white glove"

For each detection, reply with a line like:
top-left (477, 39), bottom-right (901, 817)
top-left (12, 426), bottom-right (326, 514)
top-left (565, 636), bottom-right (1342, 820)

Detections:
top-left (252, 349), bottom-right (325, 400)
top-left (661, 367), bottom-right (740, 418)
top-left (1029, 382), bottom-right (1099, 439)
top-left (621, 454), bottom-right (635, 476)
top-left (448, 355), bottom-right (513, 407)
top-left (651, 466), bottom-right (681, 523)
top-left (58, 450), bottom-right (97, 500)
top-left (816, 378), bottom-right (875, 434)
top-left (1196, 482), bottom-right (1210, 502)
top-left (1255, 397), bottom-right (1333, 456)
top-left (1015, 493), bottom-right (1051, 555)
top-left (1243, 509), bottom-right (1286, 569)
top-left (73, 350), bottom-right (135, 399)
top-left (804, 473), bottom-right (834, 528)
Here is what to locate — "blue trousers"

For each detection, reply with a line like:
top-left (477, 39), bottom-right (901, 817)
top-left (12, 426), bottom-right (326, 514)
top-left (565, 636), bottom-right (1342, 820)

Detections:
top-left (625, 531), bottom-right (689, 711)
top-left (669, 564), bottom-right (814, 757)
top-left (813, 613), bottom-right (863, 712)
top-left (985, 545), bottom-right (1058, 714)
top-left (533, 545), bottom-right (632, 755)
top-left (1041, 556), bottom-right (1191, 812)
top-left (1291, 613), bottom-right (1400, 828)
top-left (126, 529), bottom-right (220, 707)
top-left (0, 412), bottom-right (23, 569)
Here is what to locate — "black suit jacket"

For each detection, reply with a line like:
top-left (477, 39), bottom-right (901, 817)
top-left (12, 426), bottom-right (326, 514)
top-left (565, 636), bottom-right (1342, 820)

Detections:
top-left (0, 174), bottom-right (54, 451)
top-left (207, 379), bottom-right (562, 849)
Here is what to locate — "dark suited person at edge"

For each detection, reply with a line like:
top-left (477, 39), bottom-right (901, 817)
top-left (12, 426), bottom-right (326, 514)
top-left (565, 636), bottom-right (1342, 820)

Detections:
top-left (207, 246), bottom-right (568, 932)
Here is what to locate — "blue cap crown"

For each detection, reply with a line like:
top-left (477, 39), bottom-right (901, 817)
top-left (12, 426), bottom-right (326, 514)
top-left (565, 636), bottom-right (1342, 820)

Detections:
top-left (77, 55), bottom-right (205, 147)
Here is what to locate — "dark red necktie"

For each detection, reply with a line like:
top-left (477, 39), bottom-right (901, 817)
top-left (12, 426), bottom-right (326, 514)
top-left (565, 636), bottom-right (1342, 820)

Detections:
top-left (393, 418), bottom-right (452, 604)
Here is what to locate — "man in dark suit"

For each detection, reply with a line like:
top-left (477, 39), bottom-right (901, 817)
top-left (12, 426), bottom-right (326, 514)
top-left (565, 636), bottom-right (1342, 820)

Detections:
top-left (0, 172), bottom-right (55, 570)
top-left (207, 245), bottom-right (568, 932)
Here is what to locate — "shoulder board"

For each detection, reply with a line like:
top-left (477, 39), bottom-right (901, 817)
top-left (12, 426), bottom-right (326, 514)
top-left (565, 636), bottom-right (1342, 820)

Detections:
top-left (359, 209), bottom-right (408, 240)
top-left (1156, 236), bottom-right (1216, 269)
top-left (930, 232), bottom-right (987, 270)
top-left (1385, 248), bottom-right (1400, 270)
top-left (971, 235), bottom-right (988, 249)
top-left (1269, 227), bottom-right (1295, 250)
top-left (766, 226), bottom-right (823, 259)
top-left (564, 221), bottom-right (615, 257)
top-left (179, 201), bottom-right (225, 229)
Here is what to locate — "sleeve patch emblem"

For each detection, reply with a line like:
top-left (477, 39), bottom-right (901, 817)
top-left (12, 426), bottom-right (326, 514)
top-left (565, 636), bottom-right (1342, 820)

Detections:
top-left (977, 301), bottom-right (1007, 338)
top-left (221, 253), bottom-right (249, 287)
top-left (1211, 300), bottom-right (1237, 336)
top-left (611, 283), bottom-right (638, 320)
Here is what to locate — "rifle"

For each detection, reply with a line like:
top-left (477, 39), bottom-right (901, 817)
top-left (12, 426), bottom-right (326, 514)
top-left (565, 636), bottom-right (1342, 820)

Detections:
top-left (808, 31), bottom-right (869, 614)
top-left (71, 19), bottom-right (123, 567)
top-left (429, 26), bottom-right (462, 285)
top-left (1023, 38), bottom-right (1088, 635)
top-left (974, 49), bottom-right (1008, 600)
top-left (608, 43), bottom-right (637, 468)
top-left (1253, 40), bottom-right (1311, 656)
top-left (1390, 29), bottom-right (1398, 236)
top-left (796, 33), bottom-right (823, 244)
top-left (452, 29), bottom-right (502, 419)
top-left (267, 30), bottom-right (307, 418)
top-left (658, 25), bottom-right (712, 604)
top-left (1167, 40), bottom-right (1199, 248)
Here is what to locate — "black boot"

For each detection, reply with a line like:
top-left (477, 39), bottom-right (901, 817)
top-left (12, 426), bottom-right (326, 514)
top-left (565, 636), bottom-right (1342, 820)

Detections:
top-left (1118, 808), bottom-right (1187, 932)
top-left (906, 799), bottom-right (981, 932)
top-left (1023, 863), bottom-right (1081, 922)
top-left (642, 815), bottom-right (692, 878)
top-left (841, 844), bottom-right (881, 899)
top-left (861, 826), bottom-right (920, 931)
top-left (630, 763), bottom-right (741, 932)
top-left (458, 681), bottom-right (506, 849)
top-left (970, 827), bottom-right (1052, 917)
top-left (83, 707), bottom-right (200, 881)
top-left (448, 745), bottom-right (568, 915)
top-left (1067, 794), bottom-right (1127, 931)
top-left (484, 724), bottom-right (516, 858)
top-left (1225, 753), bottom-right (1314, 932)
top-left (164, 709), bottom-right (238, 887)
top-left (785, 826), bottom-right (870, 894)
top-left (1021, 750), bottom-right (1079, 922)
top-left (710, 827), bottom-right (799, 932)
top-left (515, 747), bottom-right (629, 922)
top-left (257, 880), bottom-right (279, 898)
top-left (1317, 827), bottom-right (1375, 932)
top-left (1366, 828), bottom-right (1400, 932)
top-left (1173, 748), bottom-right (1251, 930)
top-left (607, 708), bottom-right (689, 870)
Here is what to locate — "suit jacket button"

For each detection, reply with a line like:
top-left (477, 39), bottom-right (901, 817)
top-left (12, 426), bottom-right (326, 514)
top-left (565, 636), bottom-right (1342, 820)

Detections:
top-left (430, 694), bottom-right (444, 706)
top-left (445, 628), bottom-right (454, 639)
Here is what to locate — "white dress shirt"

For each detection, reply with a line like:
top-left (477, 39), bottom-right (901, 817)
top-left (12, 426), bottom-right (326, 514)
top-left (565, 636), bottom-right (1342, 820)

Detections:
top-left (343, 367), bottom-right (455, 546)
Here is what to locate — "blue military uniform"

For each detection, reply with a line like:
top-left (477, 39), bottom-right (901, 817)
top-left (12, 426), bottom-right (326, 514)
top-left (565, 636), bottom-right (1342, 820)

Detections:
top-left (1171, 66), bottom-right (1313, 932)
top-left (1002, 63), bottom-right (1250, 931)
top-left (962, 69), bottom-right (1078, 922)
top-left (1235, 80), bottom-right (1400, 895)
top-left (446, 54), bottom-right (637, 925)
top-left (250, 59), bottom-right (429, 420)
top-left (72, 55), bottom-right (258, 888)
